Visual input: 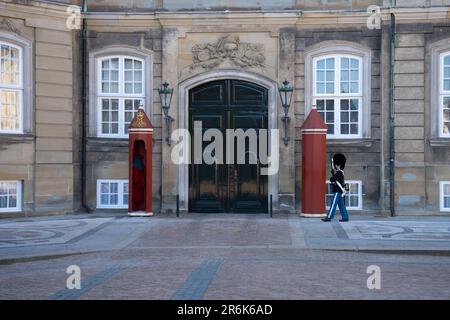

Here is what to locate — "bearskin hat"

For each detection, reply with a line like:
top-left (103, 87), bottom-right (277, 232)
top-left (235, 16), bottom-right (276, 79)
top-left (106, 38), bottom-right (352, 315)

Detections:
top-left (333, 153), bottom-right (347, 170)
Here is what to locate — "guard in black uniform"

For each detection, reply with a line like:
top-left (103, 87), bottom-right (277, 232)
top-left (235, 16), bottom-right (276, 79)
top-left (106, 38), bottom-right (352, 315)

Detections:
top-left (322, 153), bottom-right (349, 222)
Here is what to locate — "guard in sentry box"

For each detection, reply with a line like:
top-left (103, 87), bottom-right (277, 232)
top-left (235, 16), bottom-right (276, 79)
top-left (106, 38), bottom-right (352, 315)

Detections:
top-left (322, 153), bottom-right (349, 222)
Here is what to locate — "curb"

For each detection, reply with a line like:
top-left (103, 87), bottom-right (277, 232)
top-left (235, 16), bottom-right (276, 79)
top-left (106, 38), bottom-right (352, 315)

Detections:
top-left (316, 248), bottom-right (450, 256)
top-left (0, 250), bottom-right (106, 265)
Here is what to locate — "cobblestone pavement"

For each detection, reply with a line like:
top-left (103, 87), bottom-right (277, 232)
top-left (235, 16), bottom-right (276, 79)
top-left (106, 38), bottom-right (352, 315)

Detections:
top-left (0, 218), bottom-right (112, 248)
top-left (0, 214), bottom-right (450, 300)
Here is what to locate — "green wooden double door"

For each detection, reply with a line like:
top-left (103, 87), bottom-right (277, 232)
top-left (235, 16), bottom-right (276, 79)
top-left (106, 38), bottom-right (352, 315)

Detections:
top-left (189, 79), bottom-right (268, 213)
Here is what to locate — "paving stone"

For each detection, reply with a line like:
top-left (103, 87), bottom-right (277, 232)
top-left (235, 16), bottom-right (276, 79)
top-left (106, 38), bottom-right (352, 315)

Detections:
top-left (0, 214), bottom-right (450, 299)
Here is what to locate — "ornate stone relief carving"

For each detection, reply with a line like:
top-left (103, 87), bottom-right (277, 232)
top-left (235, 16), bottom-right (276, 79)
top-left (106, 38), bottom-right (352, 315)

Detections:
top-left (190, 35), bottom-right (265, 70)
top-left (0, 18), bottom-right (21, 35)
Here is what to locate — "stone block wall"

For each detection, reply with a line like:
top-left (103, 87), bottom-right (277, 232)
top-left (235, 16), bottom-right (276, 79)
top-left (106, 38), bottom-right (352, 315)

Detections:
top-left (0, 1), bottom-right (77, 217)
top-left (294, 26), bottom-right (383, 213)
top-left (390, 23), bottom-right (450, 214)
top-left (84, 27), bottom-right (163, 211)
top-left (394, 29), bottom-right (426, 213)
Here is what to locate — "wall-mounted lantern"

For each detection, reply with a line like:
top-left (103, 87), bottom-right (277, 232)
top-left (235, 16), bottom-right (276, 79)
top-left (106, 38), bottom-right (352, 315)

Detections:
top-left (278, 80), bottom-right (293, 146)
top-left (158, 82), bottom-right (174, 145)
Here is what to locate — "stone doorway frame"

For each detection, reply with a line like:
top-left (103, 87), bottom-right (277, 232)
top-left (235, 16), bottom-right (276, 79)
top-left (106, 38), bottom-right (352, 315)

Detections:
top-left (177, 69), bottom-right (279, 212)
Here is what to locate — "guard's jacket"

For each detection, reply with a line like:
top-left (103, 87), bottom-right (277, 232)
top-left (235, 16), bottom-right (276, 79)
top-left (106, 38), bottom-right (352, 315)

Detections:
top-left (330, 169), bottom-right (345, 193)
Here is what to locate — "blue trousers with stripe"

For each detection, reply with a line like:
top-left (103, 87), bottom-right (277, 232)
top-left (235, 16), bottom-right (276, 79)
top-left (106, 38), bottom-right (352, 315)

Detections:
top-left (327, 192), bottom-right (349, 220)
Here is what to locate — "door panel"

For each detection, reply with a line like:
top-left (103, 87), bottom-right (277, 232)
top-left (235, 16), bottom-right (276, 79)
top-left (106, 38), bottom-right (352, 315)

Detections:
top-left (189, 80), bottom-right (268, 213)
top-left (230, 81), bottom-right (268, 106)
top-left (189, 112), bottom-right (227, 212)
top-left (231, 112), bottom-right (268, 213)
top-left (190, 81), bottom-right (227, 106)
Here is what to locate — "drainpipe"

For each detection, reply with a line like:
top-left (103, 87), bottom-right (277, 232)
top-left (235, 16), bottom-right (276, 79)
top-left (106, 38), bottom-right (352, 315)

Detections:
top-left (389, 12), bottom-right (396, 217)
top-left (81, 0), bottom-right (90, 212)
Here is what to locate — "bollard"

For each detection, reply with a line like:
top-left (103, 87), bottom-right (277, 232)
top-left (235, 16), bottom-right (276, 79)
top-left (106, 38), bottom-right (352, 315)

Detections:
top-left (176, 195), bottom-right (179, 217)
top-left (270, 194), bottom-right (273, 218)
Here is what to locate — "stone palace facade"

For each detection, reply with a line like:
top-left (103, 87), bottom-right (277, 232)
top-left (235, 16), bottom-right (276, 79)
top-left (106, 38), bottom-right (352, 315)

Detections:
top-left (1, 0), bottom-right (450, 217)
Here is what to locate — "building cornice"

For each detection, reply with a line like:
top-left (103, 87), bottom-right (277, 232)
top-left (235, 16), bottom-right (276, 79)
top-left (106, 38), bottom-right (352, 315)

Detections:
top-left (83, 6), bottom-right (450, 28)
top-left (0, 0), bottom-right (72, 17)
top-left (85, 10), bottom-right (302, 28)
top-left (1, 1), bottom-right (449, 30)
top-left (297, 7), bottom-right (450, 25)
top-left (0, 0), bottom-right (73, 30)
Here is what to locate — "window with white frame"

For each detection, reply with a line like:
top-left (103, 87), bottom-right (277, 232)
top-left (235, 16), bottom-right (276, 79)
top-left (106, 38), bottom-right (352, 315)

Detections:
top-left (440, 181), bottom-right (450, 212)
top-left (97, 179), bottom-right (129, 209)
top-left (0, 180), bottom-right (21, 212)
top-left (313, 55), bottom-right (362, 138)
top-left (0, 42), bottom-right (22, 133)
top-left (326, 180), bottom-right (362, 210)
top-left (440, 52), bottom-right (450, 136)
top-left (97, 56), bottom-right (144, 137)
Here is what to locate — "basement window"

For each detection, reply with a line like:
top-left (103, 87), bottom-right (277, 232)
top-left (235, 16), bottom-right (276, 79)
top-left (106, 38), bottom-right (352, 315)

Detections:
top-left (0, 180), bottom-right (22, 212)
top-left (97, 179), bottom-right (129, 209)
top-left (326, 180), bottom-right (362, 211)
top-left (440, 181), bottom-right (450, 212)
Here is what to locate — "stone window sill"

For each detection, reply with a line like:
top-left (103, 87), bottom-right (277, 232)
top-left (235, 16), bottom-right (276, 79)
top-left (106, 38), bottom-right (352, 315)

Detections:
top-left (87, 137), bottom-right (129, 151)
top-left (429, 138), bottom-right (450, 147)
top-left (88, 137), bottom-right (128, 145)
top-left (326, 138), bottom-right (374, 147)
top-left (0, 133), bottom-right (35, 143)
